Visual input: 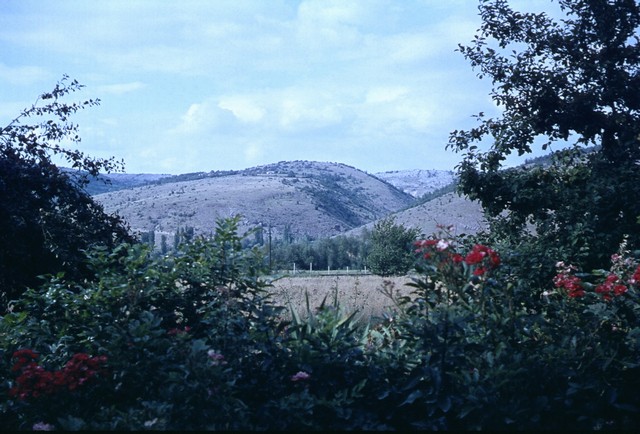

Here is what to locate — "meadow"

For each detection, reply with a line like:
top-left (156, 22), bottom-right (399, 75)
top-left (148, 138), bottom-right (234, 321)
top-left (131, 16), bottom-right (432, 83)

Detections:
top-left (269, 274), bottom-right (414, 321)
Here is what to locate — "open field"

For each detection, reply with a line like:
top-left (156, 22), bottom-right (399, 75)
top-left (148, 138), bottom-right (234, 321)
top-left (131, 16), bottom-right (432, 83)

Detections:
top-left (268, 274), bottom-right (416, 321)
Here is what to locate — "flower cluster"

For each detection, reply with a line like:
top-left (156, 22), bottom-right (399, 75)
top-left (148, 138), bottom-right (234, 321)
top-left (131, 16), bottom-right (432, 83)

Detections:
top-left (9, 350), bottom-right (107, 400)
top-left (207, 350), bottom-right (227, 366)
top-left (414, 238), bottom-right (500, 277)
top-left (290, 371), bottom-right (311, 382)
top-left (595, 274), bottom-right (629, 301)
top-left (464, 244), bottom-right (501, 276)
top-left (553, 262), bottom-right (585, 298)
top-left (554, 258), bottom-right (640, 300)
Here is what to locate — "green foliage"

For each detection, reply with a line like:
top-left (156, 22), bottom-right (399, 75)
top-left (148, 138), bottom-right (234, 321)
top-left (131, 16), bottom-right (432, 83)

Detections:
top-left (0, 217), bottom-right (282, 430)
top-left (0, 76), bottom-right (132, 309)
top-left (367, 217), bottom-right (420, 276)
top-left (2, 216), bottom-right (640, 429)
top-left (448, 0), bottom-right (640, 273)
top-left (269, 233), bottom-right (369, 271)
top-left (376, 233), bottom-right (640, 430)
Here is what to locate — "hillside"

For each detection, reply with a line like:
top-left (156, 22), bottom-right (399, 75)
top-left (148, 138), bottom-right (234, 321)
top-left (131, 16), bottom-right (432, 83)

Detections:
top-left (82, 172), bottom-right (171, 195)
top-left (344, 191), bottom-right (488, 238)
top-left (374, 169), bottom-right (456, 198)
top-left (93, 161), bottom-right (416, 240)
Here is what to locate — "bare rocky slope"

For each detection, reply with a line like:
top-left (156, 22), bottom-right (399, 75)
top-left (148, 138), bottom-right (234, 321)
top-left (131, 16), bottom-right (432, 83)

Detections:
top-left (93, 161), bottom-right (416, 240)
top-left (373, 169), bottom-right (456, 198)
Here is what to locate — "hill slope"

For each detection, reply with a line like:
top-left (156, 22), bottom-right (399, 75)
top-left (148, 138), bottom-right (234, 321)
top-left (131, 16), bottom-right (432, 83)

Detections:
top-left (93, 161), bottom-right (416, 240)
top-left (374, 169), bottom-right (456, 198)
top-left (344, 192), bottom-right (488, 238)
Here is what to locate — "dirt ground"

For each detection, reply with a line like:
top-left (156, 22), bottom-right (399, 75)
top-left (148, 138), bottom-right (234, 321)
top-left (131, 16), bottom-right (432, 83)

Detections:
top-left (267, 274), bottom-right (416, 321)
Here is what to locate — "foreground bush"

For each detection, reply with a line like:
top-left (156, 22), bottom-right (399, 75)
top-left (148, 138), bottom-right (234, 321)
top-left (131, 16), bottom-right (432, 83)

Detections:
top-left (1, 218), bottom-right (639, 430)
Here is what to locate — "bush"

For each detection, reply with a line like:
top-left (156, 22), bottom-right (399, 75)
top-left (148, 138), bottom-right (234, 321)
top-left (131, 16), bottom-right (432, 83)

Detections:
top-left (2, 217), bottom-right (640, 430)
top-left (367, 217), bottom-right (420, 276)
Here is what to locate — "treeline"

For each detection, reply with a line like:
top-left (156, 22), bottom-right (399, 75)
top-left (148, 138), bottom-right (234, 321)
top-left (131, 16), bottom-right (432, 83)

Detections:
top-left (268, 232), bottom-right (372, 271)
top-left (141, 226), bottom-right (373, 271)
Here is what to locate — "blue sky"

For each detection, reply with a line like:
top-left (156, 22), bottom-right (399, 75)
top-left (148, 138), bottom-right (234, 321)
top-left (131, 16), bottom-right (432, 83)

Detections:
top-left (1, 0), bottom-right (557, 174)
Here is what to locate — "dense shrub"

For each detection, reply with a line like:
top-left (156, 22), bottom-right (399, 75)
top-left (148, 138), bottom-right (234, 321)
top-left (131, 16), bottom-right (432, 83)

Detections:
top-left (1, 217), bottom-right (640, 430)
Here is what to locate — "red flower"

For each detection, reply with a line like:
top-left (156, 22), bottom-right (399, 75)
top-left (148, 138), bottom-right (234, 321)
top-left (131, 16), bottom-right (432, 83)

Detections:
top-left (632, 265), bottom-right (640, 285)
top-left (8, 351), bottom-right (107, 400)
top-left (554, 273), bottom-right (585, 298)
top-left (595, 274), bottom-right (628, 301)
top-left (473, 267), bottom-right (487, 276)
top-left (465, 244), bottom-right (500, 275)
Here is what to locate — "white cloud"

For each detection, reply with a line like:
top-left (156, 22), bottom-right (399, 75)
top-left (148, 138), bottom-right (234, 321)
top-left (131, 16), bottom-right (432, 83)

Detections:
top-left (171, 101), bottom-right (237, 135)
top-left (0, 0), bottom-right (512, 174)
top-left (365, 86), bottom-right (409, 104)
top-left (218, 96), bottom-right (265, 123)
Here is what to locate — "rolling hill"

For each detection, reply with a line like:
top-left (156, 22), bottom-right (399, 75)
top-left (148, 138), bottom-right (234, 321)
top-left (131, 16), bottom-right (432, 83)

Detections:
top-left (93, 161), bottom-right (416, 240)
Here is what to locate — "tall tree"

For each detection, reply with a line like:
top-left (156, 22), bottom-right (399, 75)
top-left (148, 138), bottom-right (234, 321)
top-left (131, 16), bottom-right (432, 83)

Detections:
top-left (0, 76), bottom-right (132, 308)
top-left (367, 217), bottom-right (419, 276)
top-left (448, 0), bottom-right (640, 271)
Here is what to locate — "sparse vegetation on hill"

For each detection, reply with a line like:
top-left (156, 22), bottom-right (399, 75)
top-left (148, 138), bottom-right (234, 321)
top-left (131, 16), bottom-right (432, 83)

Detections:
top-left (93, 160), bottom-right (416, 242)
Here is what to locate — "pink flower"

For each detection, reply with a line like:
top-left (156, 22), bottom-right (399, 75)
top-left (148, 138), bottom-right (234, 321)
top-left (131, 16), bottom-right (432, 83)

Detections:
top-left (167, 326), bottom-right (191, 336)
top-left (32, 422), bottom-right (55, 431)
top-left (436, 239), bottom-right (450, 251)
top-left (207, 350), bottom-right (227, 366)
top-left (290, 371), bottom-right (311, 382)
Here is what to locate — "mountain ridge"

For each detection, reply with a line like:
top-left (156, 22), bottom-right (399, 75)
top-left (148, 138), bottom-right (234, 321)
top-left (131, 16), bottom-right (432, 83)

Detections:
top-left (91, 160), bottom-right (486, 242)
top-left (93, 161), bottom-right (419, 240)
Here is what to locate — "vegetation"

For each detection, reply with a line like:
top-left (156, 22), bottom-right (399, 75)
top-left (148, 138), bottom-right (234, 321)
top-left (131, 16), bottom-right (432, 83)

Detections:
top-left (0, 76), bottom-right (132, 309)
top-left (366, 217), bottom-right (420, 276)
top-left (2, 218), bottom-right (639, 430)
top-left (448, 0), bottom-right (640, 281)
top-left (269, 233), bottom-right (370, 272)
top-left (3, 1), bottom-right (640, 430)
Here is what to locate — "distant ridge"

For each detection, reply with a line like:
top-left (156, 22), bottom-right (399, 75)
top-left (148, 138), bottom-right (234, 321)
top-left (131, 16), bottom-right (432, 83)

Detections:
top-left (93, 160), bottom-right (416, 240)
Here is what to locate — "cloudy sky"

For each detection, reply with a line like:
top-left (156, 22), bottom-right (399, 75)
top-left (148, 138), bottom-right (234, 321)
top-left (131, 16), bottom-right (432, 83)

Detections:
top-left (1, 0), bottom-right (558, 174)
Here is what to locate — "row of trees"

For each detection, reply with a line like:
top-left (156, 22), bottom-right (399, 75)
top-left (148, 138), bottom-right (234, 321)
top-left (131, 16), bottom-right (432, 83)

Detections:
top-left (139, 219), bottom-right (421, 276)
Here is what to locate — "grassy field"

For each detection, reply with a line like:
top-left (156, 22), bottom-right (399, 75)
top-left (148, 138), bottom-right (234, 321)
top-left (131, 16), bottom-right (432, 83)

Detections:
top-left (267, 274), bottom-right (416, 322)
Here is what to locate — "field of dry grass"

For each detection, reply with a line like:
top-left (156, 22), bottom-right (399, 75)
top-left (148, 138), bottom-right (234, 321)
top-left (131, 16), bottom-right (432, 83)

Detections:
top-left (267, 274), bottom-right (417, 322)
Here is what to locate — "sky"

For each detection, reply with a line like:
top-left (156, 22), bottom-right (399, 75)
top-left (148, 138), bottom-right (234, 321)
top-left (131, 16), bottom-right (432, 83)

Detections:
top-left (0, 0), bottom-right (559, 175)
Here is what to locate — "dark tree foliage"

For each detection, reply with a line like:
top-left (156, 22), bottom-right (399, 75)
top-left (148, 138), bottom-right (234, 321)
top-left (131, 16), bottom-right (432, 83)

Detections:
top-left (0, 76), bottom-right (133, 308)
top-left (448, 0), bottom-right (640, 272)
top-left (367, 217), bottom-right (419, 276)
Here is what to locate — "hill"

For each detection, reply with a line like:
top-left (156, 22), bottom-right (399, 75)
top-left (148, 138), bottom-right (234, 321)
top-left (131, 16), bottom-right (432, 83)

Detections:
top-left (93, 161), bottom-right (416, 240)
top-left (373, 169), bottom-right (456, 198)
top-left (344, 191), bottom-right (487, 238)
top-left (82, 172), bottom-right (171, 195)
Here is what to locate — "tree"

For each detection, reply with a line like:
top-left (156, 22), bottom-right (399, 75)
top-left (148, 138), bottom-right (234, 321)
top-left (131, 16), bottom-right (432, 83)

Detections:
top-left (0, 75), bottom-right (132, 308)
top-left (367, 217), bottom-right (419, 276)
top-left (448, 0), bottom-right (640, 272)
